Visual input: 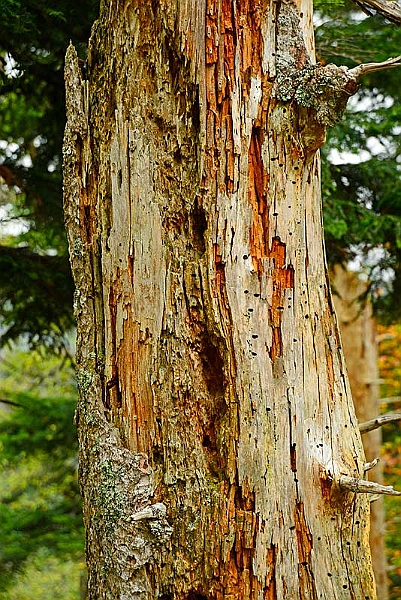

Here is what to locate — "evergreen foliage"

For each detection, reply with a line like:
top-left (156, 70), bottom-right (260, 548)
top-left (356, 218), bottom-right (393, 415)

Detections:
top-left (316, 7), bottom-right (401, 321)
top-left (0, 346), bottom-right (83, 594)
top-left (0, 0), bottom-right (98, 348)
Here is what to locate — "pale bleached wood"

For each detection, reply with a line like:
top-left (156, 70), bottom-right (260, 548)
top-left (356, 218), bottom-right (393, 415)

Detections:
top-left (360, 413), bottom-right (401, 434)
top-left (339, 475), bottom-right (401, 497)
top-left (351, 0), bottom-right (401, 23)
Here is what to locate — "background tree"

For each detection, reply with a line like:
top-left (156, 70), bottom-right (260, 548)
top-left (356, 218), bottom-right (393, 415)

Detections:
top-left (378, 324), bottom-right (401, 599)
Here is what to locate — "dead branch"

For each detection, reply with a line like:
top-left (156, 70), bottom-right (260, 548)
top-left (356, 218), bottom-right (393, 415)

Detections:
top-left (380, 396), bottom-right (401, 405)
top-left (349, 55), bottom-right (401, 79)
top-left (351, 0), bottom-right (401, 24)
top-left (364, 458), bottom-right (380, 471)
top-left (359, 412), bottom-right (401, 433)
top-left (339, 475), bottom-right (401, 496)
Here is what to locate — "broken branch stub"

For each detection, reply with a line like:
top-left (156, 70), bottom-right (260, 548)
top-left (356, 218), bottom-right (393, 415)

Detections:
top-left (339, 475), bottom-right (401, 496)
top-left (351, 0), bottom-right (401, 24)
top-left (359, 412), bottom-right (401, 434)
top-left (364, 458), bottom-right (380, 472)
top-left (349, 55), bottom-right (401, 79)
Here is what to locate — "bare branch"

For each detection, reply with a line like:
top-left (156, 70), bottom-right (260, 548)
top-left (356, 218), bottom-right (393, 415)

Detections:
top-left (0, 398), bottom-right (22, 408)
top-left (339, 475), bottom-right (401, 496)
top-left (349, 55), bottom-right (401, 79)
top-left (351, 0), bottom-right (401, 24)
top-left (359, 412), bottom-right (401, 433)
top-left (380, 396), bottom-right (401, 405)
top-left (364, 458), bottom-right (380, 471)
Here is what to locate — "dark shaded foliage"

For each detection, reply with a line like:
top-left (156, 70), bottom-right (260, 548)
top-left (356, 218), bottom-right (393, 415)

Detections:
top-left (316, 7), bottom-right (401, 321)
top-left (0, 0), bottom-right (98, 348)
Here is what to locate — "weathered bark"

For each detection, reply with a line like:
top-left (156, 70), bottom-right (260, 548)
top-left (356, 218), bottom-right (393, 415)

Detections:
top-left (63, 1), bottom-right (376, 598)
top-left (332, 265), bottom-right (388, 600)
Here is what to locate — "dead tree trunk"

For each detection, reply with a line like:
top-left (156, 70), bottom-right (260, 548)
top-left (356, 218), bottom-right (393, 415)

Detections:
top-left (62, 1), bottom-right (385, 597)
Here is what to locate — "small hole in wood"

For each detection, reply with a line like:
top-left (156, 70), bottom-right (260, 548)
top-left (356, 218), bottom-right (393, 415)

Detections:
top-left (202, 435), bottom-right (211, 448)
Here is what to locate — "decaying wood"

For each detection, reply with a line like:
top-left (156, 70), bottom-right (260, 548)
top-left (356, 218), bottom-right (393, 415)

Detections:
top-left (349, 55), bottom-right (401, 78)
top-left (351, 0), bottom-right (401, 24)
top-left (360, 412), bottom-right (401, 433)
top-left (339, 475), bottom-right (401, 496)
top-left (364, 458), bottom-right (380, 471)
top-left (63, 1), bottom-right (383, 598)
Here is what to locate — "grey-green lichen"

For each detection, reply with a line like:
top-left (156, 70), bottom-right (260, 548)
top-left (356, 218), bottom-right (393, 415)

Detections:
top-left (73, 236), bottom-right (84, 259)
top-left (76, 367), bottom-right (94, 392)
top-left (274, 62), bottom-right (358, 127)
top-left (274, 0), bottom-right (358, 127)
top-left (82, 429), bottom-right (173, 595)
top-left (88, 440), bottom-right (172, 548)
top-left (95, 458), bottom-right (125, 532)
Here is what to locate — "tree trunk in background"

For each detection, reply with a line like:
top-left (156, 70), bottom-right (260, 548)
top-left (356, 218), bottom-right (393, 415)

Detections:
top-left (332, 265), bottom-right (387, 600)
top-left (63, 1), bottom-right (376, 598)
